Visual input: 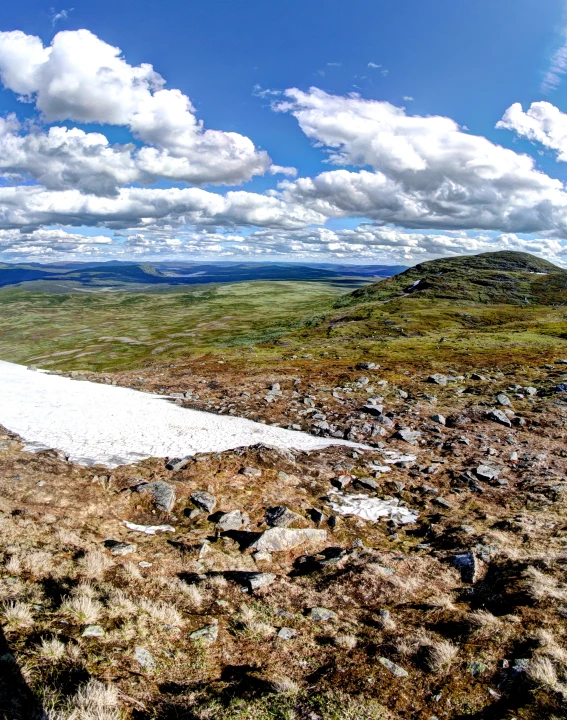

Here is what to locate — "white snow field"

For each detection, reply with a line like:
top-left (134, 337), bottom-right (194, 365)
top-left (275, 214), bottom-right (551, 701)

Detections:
top-left (0, 360), bottom-right (364, 468)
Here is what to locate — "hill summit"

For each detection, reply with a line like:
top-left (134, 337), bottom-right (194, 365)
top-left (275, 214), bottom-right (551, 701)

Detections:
top-left (339, 251), bottom-right (567, 307)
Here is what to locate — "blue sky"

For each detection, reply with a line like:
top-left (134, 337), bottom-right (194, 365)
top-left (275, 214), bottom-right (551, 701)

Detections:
top-left (2, 0), bottom-right (567, 264)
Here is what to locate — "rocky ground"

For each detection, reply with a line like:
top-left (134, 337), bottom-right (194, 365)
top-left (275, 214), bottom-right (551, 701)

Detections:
top-left (3, 357), bottom-right (567, 719)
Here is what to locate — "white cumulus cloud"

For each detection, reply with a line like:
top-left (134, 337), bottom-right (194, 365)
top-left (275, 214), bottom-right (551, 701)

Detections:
top-left (0, 29), bottom-right (270, 187)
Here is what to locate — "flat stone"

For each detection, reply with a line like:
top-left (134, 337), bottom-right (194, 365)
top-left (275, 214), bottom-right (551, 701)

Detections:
top-left (134, 646), bottom-right (156, 670)
top-left (247, 572), bottom-right (277, 591)
top-left (310, 607), bottom-right (337, 622)
top-left (265, 505), bottom-right (301, 528)
top-left (134, 481), bottom-right (176, 512)
top-left (216, 510), bottom-right (250, 532)
top-left (252, 528), bottom-right (327, 553)
top-left (427, 374), bottom-right (448, 386)
top-left (82, 624), bottom-right (104, 637)
top-left (378, 657), bottom-right (408, 678)
top-left (395, 429), bottom-right (421, 444)
top-left (496, 393), bottom-right (511, 407)
top-left (362, 404), bottom-right (385, 416)
top-left (524, 386), bottom-right (537, 396)
top-left (190, 491), bottom-right (217, 513)
top-left (431, 414), bottom-right (446, 425)
top-left (104, 539), bottom-right (137, 556)
top-left (487, 409), bottom-right (512, 427)
top-left (189, 623), bottom-right (219, 645)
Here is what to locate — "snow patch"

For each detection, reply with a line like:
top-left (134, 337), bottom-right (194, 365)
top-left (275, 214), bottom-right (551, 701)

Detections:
top-left (328, 490), bottom-right (418, 524)
top-left (0, 361), bottom-right (365, 468)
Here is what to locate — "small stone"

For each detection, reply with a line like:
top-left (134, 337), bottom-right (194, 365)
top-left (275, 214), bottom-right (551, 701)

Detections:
top-left (190, 491), bottom-right (217, 513)
top-left (265, 506), bottom-right (301, 528)
top-left (139, 561), bottom-right (152, 568)
top-left (216, 510), bottom-right (250, 532)
top-left (524, 387), bottom-right (537, 396)
top-left (471, 373), bottom-right (486, 380)
top-left (378, 657), bottom-right (408, 678)
top-left (487, 409), bottom-right (512, 427)
top-left (134, 646), bottom-right (156, 670)
top-left (496, 394), bottom-right (511, 407)
top-left (431, 414), bottom-right (446, 425)
top-left (310, 509), bottom-right (325, 525)
top-left (277, 627), bottom-right (298, 640)
top-left (397, 390), bottom-right (409, 399)
top-left (310, 607), bottom-right (337, 622)
top-left (189, 622), bottom-right (219, 645)
top-left (104, 540), bottom-right (137, 556)
top-left (427, 374), bottom-right (448, 386)
top-left (166, 457), bottom-right (190, 471)
top-left (240, 467), bottom-right (262, 477)
top-left (82, 624), bottom-right (104, 637)
top-left (247, 572), bottom-right (277, 591)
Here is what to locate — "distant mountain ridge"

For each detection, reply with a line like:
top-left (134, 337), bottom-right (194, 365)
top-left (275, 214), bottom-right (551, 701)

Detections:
top-left (337, 251), bottom-right (567, 307)
top-left (0, 260), bottom-right (407, 291)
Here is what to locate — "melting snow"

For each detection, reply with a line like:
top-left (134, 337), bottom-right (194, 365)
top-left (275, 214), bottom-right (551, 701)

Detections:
top-left (328, 490), bottom-right (418, 524)
top-left (0, 360), bottom-right (365, 468)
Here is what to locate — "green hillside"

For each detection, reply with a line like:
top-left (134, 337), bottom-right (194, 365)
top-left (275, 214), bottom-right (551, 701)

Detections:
top-left (336, 251), bottom-right (567, 307)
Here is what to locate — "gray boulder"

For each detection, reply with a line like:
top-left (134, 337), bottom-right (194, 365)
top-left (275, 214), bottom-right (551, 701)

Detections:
top-left (135, 481), bottom-right (176, 512)
top-left (395, 428), bottom-right (421, 444)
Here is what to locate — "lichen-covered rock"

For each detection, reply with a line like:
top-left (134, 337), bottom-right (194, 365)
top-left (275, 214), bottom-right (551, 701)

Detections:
top-left (251, 528), bottom-right (327, 553)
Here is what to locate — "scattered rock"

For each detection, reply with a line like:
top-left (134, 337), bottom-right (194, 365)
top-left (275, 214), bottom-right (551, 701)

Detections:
top-left (496, 394), bottom-right (511, 407)
top-left (427, 374), bottom-right (448, 386)
top-left (395, 428), bottom-right (421, 444)
top-left (216, 510), bottom-right (250, 532)
top-left (189, 623), bottom-right (219, 645)
top-left (134, 481), bottom-right (176, 512)
top-left (431, 414), bottom-right (446, 425)
top-left (247, 572), bottom-right (277, 591)
top-left (265, 505), bottom-right (301, 528)
top-left (378, 657), bottom-right (409, 678)
top-left (487, 409), bottom-right (512, 427)
top-left (252, 528), bottom-right (327, 553)
top-left (310, 607), bottom-right (337, 622)
top-left (82, 625), bottom-right (104, 637)
top-left (240, 467), bottom-right (262, 477)
top-left (190, 491), bottom-right (217, 513)
top-left (277, 627), bottom-right (298, 640)
top-left (476, 465), bottom-right (501, 481)
top-left (453, 550), bottom-right (478, 583)
top-left (165, 457), bottom-right (190, 472)
top-left (103, 539), bottom-right (137, 556)
top-left (134, 646), bottom-right (156, 670)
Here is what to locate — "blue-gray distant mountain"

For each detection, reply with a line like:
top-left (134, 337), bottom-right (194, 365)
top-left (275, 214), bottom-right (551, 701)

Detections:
top-left (0, 261), bottom-right (408, 291)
